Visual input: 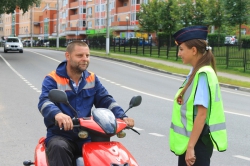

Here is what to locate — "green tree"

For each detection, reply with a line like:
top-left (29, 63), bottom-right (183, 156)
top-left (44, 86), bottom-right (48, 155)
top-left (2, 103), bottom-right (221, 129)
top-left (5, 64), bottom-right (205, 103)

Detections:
top-left (224, 0), bottom-right (250, 44)
top-left (208, 0), bottom-right (225, 43)
top-left (137, 0), bottom-right (165, 34)
top-left (0, 0), bottom-right (40, 14)
top-left (192, 0), bottom-right (209, 25)
top-left (179, 0), bottom-right (195, 27)
top-left (159, 0), bottom-right (179, 46)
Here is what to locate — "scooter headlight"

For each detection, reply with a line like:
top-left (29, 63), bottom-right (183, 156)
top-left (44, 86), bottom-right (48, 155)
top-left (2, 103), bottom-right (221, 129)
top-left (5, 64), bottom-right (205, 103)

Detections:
top-left (117, 131), bottom-right (126, 138)
top-left (78, 130), bottom-right (88, 139)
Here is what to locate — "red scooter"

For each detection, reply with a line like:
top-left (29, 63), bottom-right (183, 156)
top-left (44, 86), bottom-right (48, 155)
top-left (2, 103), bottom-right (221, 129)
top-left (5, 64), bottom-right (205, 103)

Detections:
top-left (23, 89), bottom-right (141, 166)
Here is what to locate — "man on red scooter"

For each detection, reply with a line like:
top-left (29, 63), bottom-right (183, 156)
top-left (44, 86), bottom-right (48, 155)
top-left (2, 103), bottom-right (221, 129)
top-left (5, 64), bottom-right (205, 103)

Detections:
top-left (38, 40), bottom-right (134, 166)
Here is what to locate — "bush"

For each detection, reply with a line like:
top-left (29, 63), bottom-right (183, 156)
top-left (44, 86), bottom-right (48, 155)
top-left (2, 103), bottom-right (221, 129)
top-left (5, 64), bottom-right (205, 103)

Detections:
top-left (208, 33), bottom-right (226, 46)
top-left (241, 35), bottom-right (250, 48)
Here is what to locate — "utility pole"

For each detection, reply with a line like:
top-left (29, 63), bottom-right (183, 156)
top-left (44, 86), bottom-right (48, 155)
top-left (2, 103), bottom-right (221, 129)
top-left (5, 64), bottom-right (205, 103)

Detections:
top-left (56, 0), bottom-right (59, 48)
top-left (30, 6), bottom-right (33, 47)
top-left (106, 0), bottom-right (110, 55)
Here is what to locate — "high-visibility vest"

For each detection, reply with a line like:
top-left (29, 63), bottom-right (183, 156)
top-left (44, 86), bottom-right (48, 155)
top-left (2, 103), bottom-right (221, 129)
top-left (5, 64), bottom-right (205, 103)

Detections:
top-left (169, 66), bottom-right (227, 155)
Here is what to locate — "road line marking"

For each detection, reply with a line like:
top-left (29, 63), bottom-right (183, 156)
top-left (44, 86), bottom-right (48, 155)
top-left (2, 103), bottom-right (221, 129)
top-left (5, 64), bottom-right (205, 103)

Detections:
top-left (98, 76), bottom-right (250, 118)
top-left (0, 55), bottom-right (40, 93)
top-left (4, 52), bottom-right (249, 117)
top-left (224, 111), bottom-right (250, 118)
top-left (233, 155), bottom-right (250, 161)
top-left (28, 50), bottom-right (61, 63)
top-left (28, 51), bottom-right (250, 97)
top-left (121, 86), bottom-right (173, 101)
top-left (133, 127), bottom-right (144, 131)
top-left (149, 133), bottom-right (165, 137)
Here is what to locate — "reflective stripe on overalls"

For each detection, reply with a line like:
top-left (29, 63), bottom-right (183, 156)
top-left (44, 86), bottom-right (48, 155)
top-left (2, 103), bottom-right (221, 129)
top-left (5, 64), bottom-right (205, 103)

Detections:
top-left (169, 66), bottom-right (227, 155)
top-left (40, 71), bottom-right (96, 114)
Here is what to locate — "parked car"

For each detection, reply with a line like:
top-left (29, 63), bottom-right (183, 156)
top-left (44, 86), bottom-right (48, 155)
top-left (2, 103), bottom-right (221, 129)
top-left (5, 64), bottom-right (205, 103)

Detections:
top-left (113, 38), bottom-right (127, 46)
top-left (36, 39), bottom-right (49, 47)
top-left (22, 40), bottom-right (31, 47)
top-left (4, 37), bottom-right (23, 53)
top-left (225, 36), bottom-right (238, 45)
top-left (128, 37), bottom-right (152, 46)
top-left (44, 41), bottom-right (50, 47)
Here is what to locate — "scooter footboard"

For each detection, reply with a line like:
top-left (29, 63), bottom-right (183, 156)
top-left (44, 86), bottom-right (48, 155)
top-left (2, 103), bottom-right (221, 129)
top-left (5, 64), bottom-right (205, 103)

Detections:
top-left (83, 141), bottom-right (138, 166)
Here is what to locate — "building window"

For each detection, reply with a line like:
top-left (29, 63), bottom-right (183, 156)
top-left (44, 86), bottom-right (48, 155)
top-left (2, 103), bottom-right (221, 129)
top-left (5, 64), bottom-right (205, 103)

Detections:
top-left (241, 28), bottom-right (246, 35)
top-left (80, 8), bottom-right (86, 14)
top-left (87, 21), bottom-right (92, 28)
top-left (131, 13), bottom-right (136, 21)
top-left (95, 5), bottom-right (99, 12)
top-left (101, 4), bottom-right (105, 11)
top-left (95, 19), bottom-right (99, 26)
top-left (87, 7), bottom-right (92, 15)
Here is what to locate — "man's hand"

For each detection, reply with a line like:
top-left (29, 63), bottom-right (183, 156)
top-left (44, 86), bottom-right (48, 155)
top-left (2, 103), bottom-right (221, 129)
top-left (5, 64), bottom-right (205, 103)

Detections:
top-left (123, 117), bottom-right (134, 128)
top-left (55, 113), bottom-right (73, 131)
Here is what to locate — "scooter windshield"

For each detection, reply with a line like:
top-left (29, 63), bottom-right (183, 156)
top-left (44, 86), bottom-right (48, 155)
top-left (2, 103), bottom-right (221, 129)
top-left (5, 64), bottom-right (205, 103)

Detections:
top-left (92, 108), bottom-right (117, 135)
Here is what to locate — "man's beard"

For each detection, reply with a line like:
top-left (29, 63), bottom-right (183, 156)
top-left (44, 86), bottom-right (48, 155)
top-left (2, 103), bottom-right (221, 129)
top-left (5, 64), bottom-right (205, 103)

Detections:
top-left (71, 63), bottom-right (89, 74)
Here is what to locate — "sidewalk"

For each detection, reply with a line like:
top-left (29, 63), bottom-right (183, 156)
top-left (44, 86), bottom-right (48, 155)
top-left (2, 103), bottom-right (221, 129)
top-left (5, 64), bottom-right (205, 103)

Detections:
top-left (91, 51), bottom-right (250, 93)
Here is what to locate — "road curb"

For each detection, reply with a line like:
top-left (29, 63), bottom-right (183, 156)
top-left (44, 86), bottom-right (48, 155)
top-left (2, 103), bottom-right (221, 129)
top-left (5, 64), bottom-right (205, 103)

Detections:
top-left (91, 54), bottom-right (250, 93)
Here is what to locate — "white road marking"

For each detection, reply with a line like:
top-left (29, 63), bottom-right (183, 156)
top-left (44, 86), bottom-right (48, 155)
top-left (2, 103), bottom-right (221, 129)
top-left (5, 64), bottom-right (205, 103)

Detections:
top-left (1, 52), bottom-right (250, 122)
top-left (0, 55), bottom-right (41, 93)
top-left (93, 56), bottom-right (250, 96)
top-left (233, 155), bottom-right (250, 161)
top-left (133, 127), bottom-right (144, 131)
top-left (2, 50), bottom-right (250, 164)
top-left (149, 133), bottom-right (165, 137)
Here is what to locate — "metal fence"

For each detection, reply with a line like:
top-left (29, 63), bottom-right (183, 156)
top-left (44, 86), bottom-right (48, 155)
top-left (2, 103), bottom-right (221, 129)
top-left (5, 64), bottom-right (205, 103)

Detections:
top-left (106, 38), bottom-right (250, 72)
top-left (23, 38), bottom-right (250, 72)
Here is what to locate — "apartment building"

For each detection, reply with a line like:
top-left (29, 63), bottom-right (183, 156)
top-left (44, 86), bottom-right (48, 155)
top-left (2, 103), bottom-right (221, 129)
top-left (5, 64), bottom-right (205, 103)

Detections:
top-left (1, 0), bottom-right (152, 41)
top-left (0, 14), bottom-right (5, 41)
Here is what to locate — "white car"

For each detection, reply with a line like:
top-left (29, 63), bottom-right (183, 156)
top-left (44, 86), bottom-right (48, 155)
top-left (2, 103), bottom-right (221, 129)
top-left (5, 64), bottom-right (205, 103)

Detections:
top-left (224, 36), bottom-right (238, 45)
top-left (4, 37), bottom-right (23, 53)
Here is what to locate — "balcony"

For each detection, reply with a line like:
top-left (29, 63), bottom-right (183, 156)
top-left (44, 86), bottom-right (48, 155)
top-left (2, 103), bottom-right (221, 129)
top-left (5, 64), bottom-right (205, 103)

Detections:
top-left (65, 27), bottom-right (87, 31)
top-left (111, 21), bottom-right (128, 26)
top-left (69, 1), bottom-right (79, 9)
top-left (117, 6), bottom-right (130, 13)
top-left (66, 27), bottom-right (77, 31)
top-left (33, 22), bottom-right (40, 26)
top-left (70, 14), bottom-right (79, 20)
top-left (131, 4), bottom-right (141, 12)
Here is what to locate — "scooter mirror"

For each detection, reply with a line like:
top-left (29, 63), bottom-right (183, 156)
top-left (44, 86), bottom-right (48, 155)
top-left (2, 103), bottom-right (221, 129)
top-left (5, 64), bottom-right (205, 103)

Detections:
top-left (48, 89), bottom-right (79, 118)
top-left (48, 89), bottom-right (69, 104)
top-left (129, 95), bottom-right (142, 108)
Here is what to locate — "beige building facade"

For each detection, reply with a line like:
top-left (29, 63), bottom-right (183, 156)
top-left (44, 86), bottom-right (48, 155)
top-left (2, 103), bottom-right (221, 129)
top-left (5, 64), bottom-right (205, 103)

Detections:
top-left (1, 0), bottom-right (151, 41)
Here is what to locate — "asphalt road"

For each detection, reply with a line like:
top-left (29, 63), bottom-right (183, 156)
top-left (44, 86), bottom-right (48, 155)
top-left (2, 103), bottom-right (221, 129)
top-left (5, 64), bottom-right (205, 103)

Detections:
top-left (0, 48), bottom-right (249, 166)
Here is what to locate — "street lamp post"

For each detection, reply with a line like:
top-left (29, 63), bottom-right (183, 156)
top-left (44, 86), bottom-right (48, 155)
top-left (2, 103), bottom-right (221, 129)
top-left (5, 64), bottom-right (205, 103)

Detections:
top-left (25, 29), bottom-right (28, 38)
top-left (76, 21), bottom-right (78, 40)
top-left (126, 16), bottom-right (129, 39)
top-left (56, 0), bottom-right (59, 48)
top-left (106, 0), bottom-right (110, 55)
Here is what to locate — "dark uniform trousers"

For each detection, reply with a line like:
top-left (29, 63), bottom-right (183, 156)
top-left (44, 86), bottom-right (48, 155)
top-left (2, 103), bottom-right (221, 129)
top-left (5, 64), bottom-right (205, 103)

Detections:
top-left (46, 136), bottom-right (82, 166)
top-left (178, 134), bottom-right (214, 166)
